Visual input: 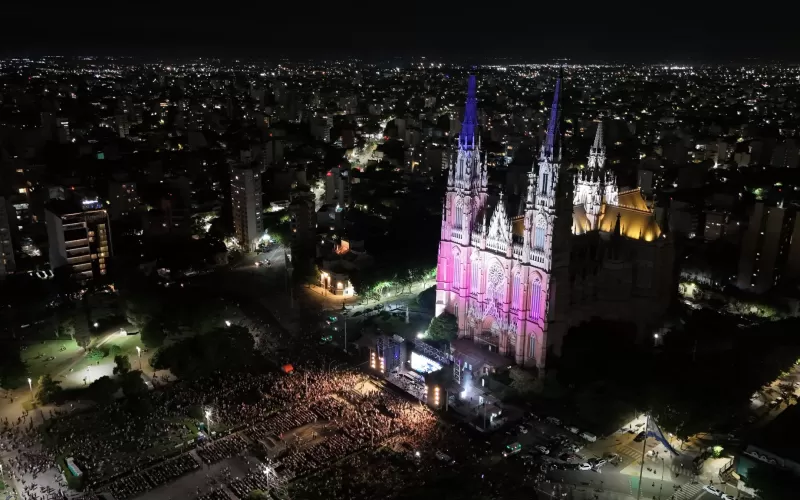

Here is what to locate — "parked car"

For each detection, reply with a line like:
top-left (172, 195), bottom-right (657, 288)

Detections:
top-left (567, 426), bottom-right (580, 434)
top-left (593, 459), bottom-right (608, 469)
top-left (546, 416), bottom-right (561, 426)
top-left (518, 425), bottom-right (529, 434)
top-left (702, 485), bottom-right (722, 496)
top-left (634, 431), bottom-right (646, 442)
top-left (535, 445), bottom-right (550, 455)
top-left (579, 463), bottom-right (592, 471)
top-left (580, 431), bottom-right (597, 442)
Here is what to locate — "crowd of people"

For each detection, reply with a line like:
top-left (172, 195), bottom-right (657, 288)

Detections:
top-left (2, 353), bottom-right (459, 500)
top-left (107, 453), bottom-right (200, 500)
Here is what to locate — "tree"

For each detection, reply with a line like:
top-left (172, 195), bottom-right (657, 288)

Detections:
top-left (36, 374), bottom-right (62, 404)
top-left (74, 326), bottom-right (91, 350)
top-left (0, 344), bottom-right (26, 389)
top-left (113, 355), bottom-right (131, 376)
top-left (88, 376), bottom-right (118, 404)
top-left (152, 325), bottom-right (255, 379)
top-left (744, 462), bottom-right (800, 500)
top-left (56, 312), bottom-right (76, 340)
top-left (119, 371), bottom-right (147, 398)
top-left (140, 319), bottom-right (166, 348)
top-left (108, 344), bottom-right (122, 358)
top-left (508, 366), bottom-right (538, 394)
top-left (426, 313), bottom-right (458, 342)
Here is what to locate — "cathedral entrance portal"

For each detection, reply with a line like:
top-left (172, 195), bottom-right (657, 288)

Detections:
top-left (475, 316), bottom-right (501, 353)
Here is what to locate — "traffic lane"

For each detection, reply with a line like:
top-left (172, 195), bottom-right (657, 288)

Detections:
top-left (549, 469), bottom-right (678, 500)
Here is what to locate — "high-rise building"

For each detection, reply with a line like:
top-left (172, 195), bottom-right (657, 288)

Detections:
top-left (230, 164), bottom-right (263, 251)
top-left (45, 201), bottom-right (112, 282)
top-left (435, 76), bottom-right (673, 370)
top-left (0, 197), bottom-right (16, 279)
top-left (736, 203), bottom-right (800, 293)
top-left (324, 166), bottom-right (351, 207)
top-left (108, 181), bottom-right (141, 220)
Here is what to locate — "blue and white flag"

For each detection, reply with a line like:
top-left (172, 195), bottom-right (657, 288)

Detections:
top-left (647, 417), bottom-right (680, 455)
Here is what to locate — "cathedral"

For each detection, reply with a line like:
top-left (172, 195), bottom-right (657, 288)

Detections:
top-left (435, 75), bottom-right (674, 371)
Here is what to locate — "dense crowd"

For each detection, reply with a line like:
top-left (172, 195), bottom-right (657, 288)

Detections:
top-left (2, 361), bottom-right (452, 500)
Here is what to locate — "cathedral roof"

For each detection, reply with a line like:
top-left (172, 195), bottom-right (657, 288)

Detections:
top-left (572, 189), bottom-right (662, 242)
top-left (597, 206), bottom-right (661, 242)
top-left (617, 188), bottom-right (650, 211)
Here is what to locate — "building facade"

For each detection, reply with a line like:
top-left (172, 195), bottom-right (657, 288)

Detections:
top-left (45, 202), bottom-right (112, 282)
top-left (0, 197), bottom-right (16, 279)
top-left (230, 164), bottom-right (264, 251)
top-left (435, 76), bottom-right (673, 371)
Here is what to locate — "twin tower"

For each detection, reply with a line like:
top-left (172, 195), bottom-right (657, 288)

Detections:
top-left (435, 74), bottom-right (624, 369)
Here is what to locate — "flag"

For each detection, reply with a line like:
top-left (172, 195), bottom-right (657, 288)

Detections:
top-left (647, 416), bottom-right (680, 455)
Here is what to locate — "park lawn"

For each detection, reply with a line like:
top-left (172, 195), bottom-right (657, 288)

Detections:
top-left (102, 333), bottom-right (143, 355)
top-left (22, 338), bottom-right (82, 383)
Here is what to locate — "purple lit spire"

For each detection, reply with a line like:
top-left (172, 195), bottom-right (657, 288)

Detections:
top-left (542, 77), bottom-right (561, 160)
top-left (459, 75), bottom-right (478, 150)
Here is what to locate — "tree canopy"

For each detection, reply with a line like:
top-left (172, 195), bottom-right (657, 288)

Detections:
top-left (744, 462), bottom-right (800, 500)
top-left (426, 313), bottom-right (458, 342)
top-left (140, 319), bottom-right (166, 348)
top-left (0, 343), bottom-right (26, 389)
top-left (36, 374), bottom-right (62, 404)
top-left (151, 325), bottom-right (256, 378)
top-left (113, 355), bottom-right (132, 376)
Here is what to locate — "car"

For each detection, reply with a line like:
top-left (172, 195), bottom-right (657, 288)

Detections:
top-left (525, 411), bottom-right (540, 421)
top-left (579, 463), bottom-right (592, 471)
top-left (720, 494), bottom-right (734, 500)
top-left (702, 485), bottom-right (723, 496)
top-left (518, 425), bottom-right (529, 434)
top-left (634, 431), bottom-right (646, 442)
top-left (535, 445), bottom-right (550, 455)
top-left (545, 416), bottom-right (562, 426)
top-left (593, 459), bottom-right (607, 469)
top-left (566, 425), bottom-right (580, 434)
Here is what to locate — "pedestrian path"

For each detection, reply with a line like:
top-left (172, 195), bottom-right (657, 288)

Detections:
top-left (667, 482), bottom-right (704, 500)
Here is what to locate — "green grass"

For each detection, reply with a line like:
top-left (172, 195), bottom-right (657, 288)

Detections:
top-left (21, 339), bottom-right (81, 383)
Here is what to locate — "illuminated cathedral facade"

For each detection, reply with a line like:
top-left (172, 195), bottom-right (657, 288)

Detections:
top-left (435, 76), bottom-right (674, 370)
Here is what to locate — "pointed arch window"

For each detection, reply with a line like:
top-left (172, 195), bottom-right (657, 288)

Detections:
top-left (453, 256), bottom-right (461, 290)
top-left (534, 224), bottom-right (546, 249)
top-left (530, 279), bottom-right (542, 320)
top-left (512, 273), bottom-right (521, 310)
top-left (541, 172), bottom-right (549, 196)
top-left (455, 202), bottom-right (464, 229)
top-left (471, 261), bottom-right (480, 292)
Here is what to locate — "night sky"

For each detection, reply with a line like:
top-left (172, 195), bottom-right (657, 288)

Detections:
top-left (3, 3), bottom-right (799, 62)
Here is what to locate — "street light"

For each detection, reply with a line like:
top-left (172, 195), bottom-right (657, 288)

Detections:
top-left (136, 346), bottom-right (142, 371)
top-left (27, 377), bottom-right (33, 400)
top-left (225, 320), bottom-right (231, 327)
top-left (93, 322), bottom-right (99, 328)
top-left (204, 407), bottom-right (212, 435)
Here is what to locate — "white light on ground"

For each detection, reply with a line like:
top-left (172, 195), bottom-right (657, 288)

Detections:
top-left (225, 320), bottom-right (231, 327)
top-left (136, 346), bottom-right (141, 356)
top-left (416, 332), bottom-right (424, 339)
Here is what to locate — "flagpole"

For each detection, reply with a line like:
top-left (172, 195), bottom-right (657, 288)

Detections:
top-left (636, 413), bottom-right (649, 500)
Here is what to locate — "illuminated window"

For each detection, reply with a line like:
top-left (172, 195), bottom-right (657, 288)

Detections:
top-left (453, 256), bottom-right (461, 289)
top-left (534, 224), bottom-right (545, 249)
top-left (530, 279), bottom-right (542, 320)
top-left (471, 261), bottom-right (479, 292)
top-left (512, 274), bottom-right (521, 309)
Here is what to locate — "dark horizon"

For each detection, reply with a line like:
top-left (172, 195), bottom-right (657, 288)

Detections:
top-left (4, 3), bottom-right (800, 63)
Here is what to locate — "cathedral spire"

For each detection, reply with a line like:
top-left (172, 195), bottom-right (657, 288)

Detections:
top-left (541, 76), bottom-right (561, 161)
top-left (587, 120), bottom-right (606, 170)
top-left (459, 75), bottom-right (478, 151)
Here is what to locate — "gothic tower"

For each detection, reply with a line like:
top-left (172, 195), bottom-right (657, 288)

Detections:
top-left (520, 75), bottom-right (574, 368)
top-left (574, 121), bottom-right (618, 228)
top-left (436, 75), bottom-right (488, 317)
